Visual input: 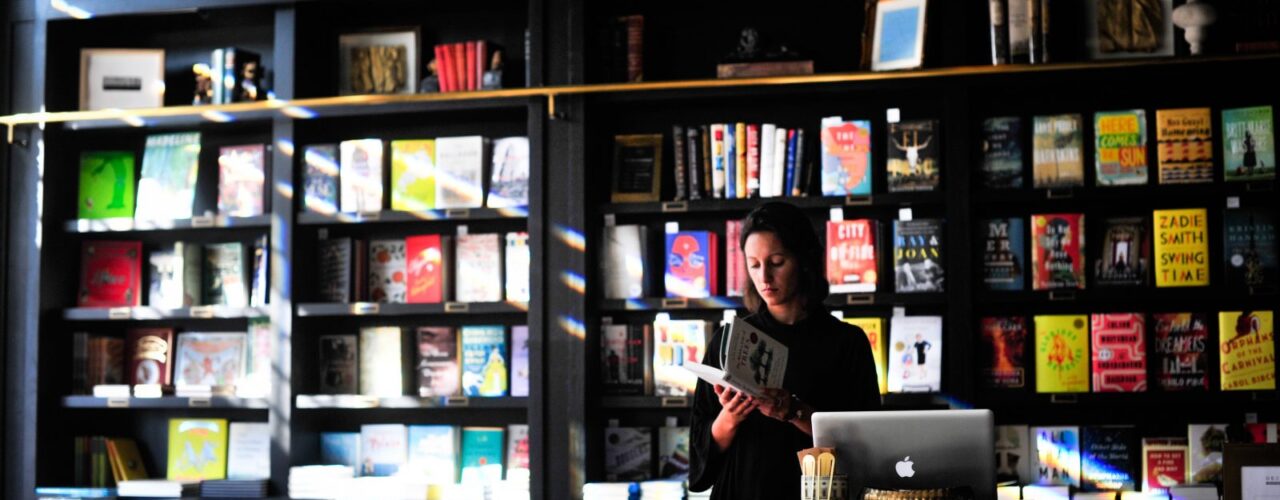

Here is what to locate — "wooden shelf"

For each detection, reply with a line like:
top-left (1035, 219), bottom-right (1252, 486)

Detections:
top-left (64, 215), bottom-right (271, 233)
top-left (62, 395), bottom-right (269, 409)
top-left (296, 301), bottom-right (529, 317)
top-left (63, 306), bottom-right (268, 321)
top-left (297, 208), bottom-right (528, 226)
top-left (602, 192), bottom-right (945, 216)
top-left (295, 395), bottom-right (528, 409)
top-left (599, 293), bottom-right (945, 312)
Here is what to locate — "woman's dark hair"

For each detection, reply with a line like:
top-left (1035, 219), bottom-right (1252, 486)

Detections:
top-left (738, 201), bottom-right (829, 314)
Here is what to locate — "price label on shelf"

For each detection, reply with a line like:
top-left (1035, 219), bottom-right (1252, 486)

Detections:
top-left (188, 397), bottom-right (212, 408)
top-left (189, 306), bottom-right (215, 319)
top-left (660, 397), bottom-right (690, 408)
top-left (898, 208), bottom-right (914, 222)
top-left (108, 307), bottom-right (131, 320)
top-left (445, 302), bottom-right (471, 313)
top-left (665, 222), bottom-right (680, 234)
top-left (661, 201), bottom-right (689, 213)
top-left (446, 208), bottom-right (471, 219)
top-left (886, 108), bottom-right (901, 124)
top-left (352, 303), bottom-right (380, 315)
top-left (190, 215), bottom-right (215, 228)
top-left (661, 298), bottom-right (689, 309)
top-left (893, 307), bottom-right (906, 318)
top-left (829, 207), bottom-right (844, 222)
top-left (445, 396), bottom-right (471, 407)
top-left (359, 211), bottom-right (382, 221)
top-left (457, 225), bottom-right (469, 236)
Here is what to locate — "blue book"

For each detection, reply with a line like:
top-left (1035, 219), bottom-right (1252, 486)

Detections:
top-left (725, 123), bottom-right (737, 199)
top-left (34, 487), bottom-right (117, 498)
top-left (510, 325), bottom-right (530, 397)
top-left (408, 425), bottom-right (459, 484)
top-left (461, 427), bottom-right (505, 484)
top-left (320, 432), bottom-right (361, 473)
top-left (784, 129), bottom-right (799, 196)
top-left (461, 326), bottom-right (508, 397)
top-left (982, 117), bottom-right (1023, 189)
top-left (303, 144), bottom-right (339, 214)
top-left (982, 218), bottom-right (1026, 291)
top-left (1081, 426), bottom-right (1136, 491)
top-left (665, 231), bottom-right (717, 298)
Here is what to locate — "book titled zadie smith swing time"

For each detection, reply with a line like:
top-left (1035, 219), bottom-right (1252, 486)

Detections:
top-left (682, 317), bottom-right (788, 399)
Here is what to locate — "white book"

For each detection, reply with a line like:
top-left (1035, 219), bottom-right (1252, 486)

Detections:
top-left (759, 124), bottom-right (777, 197)
top-left (487, 136), bottom-right (530, 208)
top-left (774, 127), bottom-right (788, 198)
top-left (227, 422), bottom-right (271, 480)
top-left (455, 233), bottom-right (503, 302)
top-left (339, 139), bottom-right (384, 213)
top-left (887, 315), bottom-right (943, 392)
top-left (710, 124), bottom-right (726, 199)
top-left (653, 319), bottom-right (708, 396)
top-left (435, 136), bottom-right (487, 209)
top-left (136, 132), bottom-right (201, 220)
top-left (506, 424), bottom-right (531, 479)
top-left (360, 424), bottom-right (408, 477)
top-left (359, 327), bottom-right (402, 397)
top-left (148, 242), bottom-right (201, 309)
top-left (407, 425), bottom-right (458, 485)
top-left (682, 317), bottom-right (787, 398)
top-left (504, 232), bottom-right (531, 302)
top-left (603, 225), bottom-right (647, 299)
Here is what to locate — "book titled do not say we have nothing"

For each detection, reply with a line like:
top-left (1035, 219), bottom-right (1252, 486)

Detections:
top-left (682, 318), bottom-right (788, 398)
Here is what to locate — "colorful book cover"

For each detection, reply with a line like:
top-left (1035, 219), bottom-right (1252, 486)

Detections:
top-left (1034, 315), bottom-right (1089, 393)
top-left (1224, 208), bottom-right (1278, 290)
top-left (368, 239), bottom-right (407, 304)
top-left (1218, 310), bottom-right (1276, 391)
top-left (726, 220), bottom-right (746, 297)
top-left (174, 332), bottom-right (246, 387)
top-left (1096, 216), bottom-right (1149, 287)
top-left (1156, 108), bottom-right (1213, 184)
top-left (136, 132), bottom-right (201, 220)
top-left (320, 432), bottom-right (361, 471)
top-left (996, 425), bottom-right (1034, 484)
top-left (827, 219), bottom-right (878, 293)
top-left (887, 119), bottom-right (941, 192)
top-left (360, 424), bottom-right (408, 477)
top-left (79, 151), bottom-right (136, 219)
top-left (226, 422), bottom-right (270, 480)
top-left (126, 327), bottom-right (174, 386)
top-left (1152, 313), bottom-right (1209, 391)
top-left (505, 232), bottom-right (531, 302)
top-left (982, 117), bottom-right (1024, 189)
top-left (1091, 313), bottom-right (1147, 392)
top-left (844, 317), bottom-right (887, 394)
top-left (507, 424), bottom-right (531, 479)
top-left (318, 334), bottom-right (357, 394)
top-left (653, 319), bottom-right (707, 396)
top-left (79, 240), bottom-right (142, 307)
top-left (1031, 213), bottom-right (1085, 290)
top-left (602, 323), bottom-right (652, 396)
top-left (1032, 114), bottom-right (1085, 189)
top-left (1245, 423), bottom-right (1279, 444)
top-left (1142, 438), bottom-right (1188, 493)
top-left (406, 234), bottom-right (447, 304)
top-left (407, 425), bottom-right (458, 484)
top-left (216, 144), bottom-right (266, 217)
top-left (887, 315), bottom-right (943, 393)
top-left (147, 241), bottom-right (201, 308)
top-left (339, 138), bottom-right (384, 213)
top-left (820, 117), bottom-right (873, 196)
top-left (1032, 426), bottom-right (1081, 487)
top-left (303, 144), bottom-right (340, 213)
top-left (460, 427), bottom-right (504, 484)
top-left (461, 325), bottom-right (507, 397)
top-left (603, 225), bottom-right (648, 300)
top-left (893, 219), bottom-right (944, 293)
top-left (725, 123), bottom-right (737, 199)
top-left (1188, 424), bottom-right (1228, 484)
top-left (435, 136), bottom-right (487, 209)
top-left (1154, 209), bottom-right (1209, 287)
top-left (318, 238), bottom-right (353, 303)
top-left (1082, 426), bottom-right (1137, 491)
top-left (250, 236), bottom-right (268, 307)
top-left (735, 122), bottom-right (746, 198)
top-left (167, 418), bottom-right (228, 481)
top-left (983, 218), bottom-right (1026, 291)
top-left (1222, 106), bottom-right (1276, 182)
top-left (981, 316), bottom-right (1027, 389)
top-left (105, 438), bottom-right (148, 481)
top-left (390, 139), bottom-right (437, 211)
top-left (665, 230), bottom-right (718, 298)
top-left (203, 242), bottom-right (247, 307)
top-left (1094, 110), bottom-right (1149, 186)
top-left (416, 327), bottom-right (459, 397)
top-left (510, 325), bottom-right (530, 397)
top-left (487, 136), bottom-right (530, 208)
top-left (359, 326), bottom-right (403, 397)
top-left (605, 426), bottom-right (652, 481)
top-left (658, 425), bottom-right (690, 479)
top-left (455, 233), bottom-right (503, 303)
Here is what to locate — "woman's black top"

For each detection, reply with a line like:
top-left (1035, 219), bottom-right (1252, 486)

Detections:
top-left (689, 309), bottom-right (882, 500)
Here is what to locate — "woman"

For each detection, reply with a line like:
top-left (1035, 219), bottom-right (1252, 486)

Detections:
top-left (690, 201), bottom-right (882, 500)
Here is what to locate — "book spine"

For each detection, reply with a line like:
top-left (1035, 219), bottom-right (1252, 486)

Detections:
top-left (701, 125), bottom-right (714, 200)
top-left (688, 127), bottom-right (703, 200)
top-left (734, 122), bottom-right (747, 198)
top-left (477, 40), bottom-right (488, 89)
top-left (211, 48), bottom-right (225, 104)
top-left (437, 45), bottom-right (453, 93)
top-left (453, 43), bottom-right (468, 92)
top-left (1040, 0), bottom-right (1051, 63)
top-left (710, 124), bottom-right (725, 199)
top-left (624, 15), bottom-right (644, 82)
top-left (774, 128), bottom-right (789, 197)
top-left (1028, 0), bottom-right (1044, 64)
top-left (746, 124), bottom-right (761, 198)
top-left (725, 124), bottom-right (737, 199)
top-left (759, 124), bottom-right (777, 198)
top-left (672, 125), bottom-right (687, 201)
top-left (466, 41), bottom-right (477, 91)
top-left (990, 0), bottom-right (1010, 65)
top-left (794, 128), bottom-right (809, 196)
top-left (784, 129), bottom-right (799, 196)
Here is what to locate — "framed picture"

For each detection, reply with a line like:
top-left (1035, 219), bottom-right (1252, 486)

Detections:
top-left (871, 0), bottom-right (928, 71)
top-left (611, 134), bottom-right (664, 203)
top-left (338, 28), bottom-right (419, 95)
top-left (79, 48), bottom-right (165, 111)
top-left (1084, 0), bottom-right (1175, 60)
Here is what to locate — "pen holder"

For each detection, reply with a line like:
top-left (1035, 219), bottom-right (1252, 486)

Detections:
top-left (800, 474), bottom-right (848, 500)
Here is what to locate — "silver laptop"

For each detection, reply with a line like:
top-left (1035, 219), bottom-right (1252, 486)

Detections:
top-left (812, 410), bottom-right (995, 499)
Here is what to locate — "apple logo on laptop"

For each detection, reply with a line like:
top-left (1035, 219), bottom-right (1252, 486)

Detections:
top-left (895, 457), bottom-right (916, 478)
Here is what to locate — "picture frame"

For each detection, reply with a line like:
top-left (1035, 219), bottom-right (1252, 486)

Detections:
top-left (871, 0), bottom-right (928, 72)
top-left (79, 48), bottom-right (165, 111)
top-left (611, 134), bottom-right (664, 203)
top-left (1084, 0), bottom-right (1175, 60)
top-left (338, 28), bottom-right (419, 96)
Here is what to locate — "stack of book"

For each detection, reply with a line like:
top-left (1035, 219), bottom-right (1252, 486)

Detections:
top-left (288, 465), bottom-right (355, 499)
top-left (433, 40), bottom-right (491, 92)
top-left (583, 482), bottom-right (637, 500)
top-left (116, 479), bottom-right (197, 498)
top-left (638, 479), bottom-right (687, 500)
top-left (199, 479), bottom-right (268, 498)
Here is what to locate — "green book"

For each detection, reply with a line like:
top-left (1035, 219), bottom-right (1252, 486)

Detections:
top-left (460, 426), bottom-right (504, 484)
top-left (78, 151), bottom-right (136, 219)
top-left (137, 132), bottom-right (202, 220)
top-left (1222, 106), bottom-right (1275, 182)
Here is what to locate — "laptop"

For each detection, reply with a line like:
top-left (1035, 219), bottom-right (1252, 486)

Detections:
top-left (811, 409), bottom-right (995, 499)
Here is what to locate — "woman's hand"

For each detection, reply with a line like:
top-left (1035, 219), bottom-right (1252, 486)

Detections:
top-left (756, 388), bottom-right (792, 421)
top-left (714, 385), bottom-right (759, 425)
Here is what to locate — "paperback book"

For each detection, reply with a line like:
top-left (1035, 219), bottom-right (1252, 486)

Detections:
top-left (360, 424), bottom-right (408, 477)
top-left (996, 425), bottom-right (1034, 484)
top-left (982, 218), bottom-right (1026, 291)
top-left (510, 325), bottom-right (530, 398)
top-left (665, 231), bottom-right (719, 298)
top-left (1094, 110), bottom-right (1149, 186)
top-left (683, 317), bottom-right (788, 398)
top-left (826, 219), bottom-right (878, 293)
top-left (203, 242), bottom-right (247, 307)
top-left (435, 136), bottom-right (487, 209)
top-left (982, 117), bottom-right (1024, 189)
top-left (389, 139), bottom-right (437, 211)
top-left (460, 427), bottom-right (504, 484)
top-left (1081, 426), bottom-right (1137, 491)
top-left (174, 332), bottom-right (246, 388)
top-left (1223, 208), bottom-right (1278, 290)
top-left (359, 326), bottom-right (403, 397)
top-left (406, 234), bottom-right (449, 304)
top-left (303, 144), bottom-right (340, 213)
top-left (1032, 114), bottom-right (1084, 189)
top-left (1090, 313), bottom-right (1147, 392)
top-left (1154, 209), bottom-right (1209, 287)
top-left (1152, 313), bottom-right (1209, 391)
top-left (1218, 310), bottom-right (1275, 391)
top-left (893, 219), bottom-right (944, 293)
top-left (653, 319), bottom-right (707, 396)
top-left (1095, 216), bottom-right (1149, 286)
top-left (368, 239), bottom-right (407, 304)
top-left (1031, 213), bottom-right (1085, 290)
top-left (147, 242), bottom-right (201, 309)
top-left (339, 139), bottom-right (384, 213)
top-left (79, 151), bottom-right (136, 219)
top-left (1222, 105), bottom-right (1275, 182)
top-left (1034, 315), bottom-right (1089, 393)
top-left (216, 144), bottom-right (267, 217)
top-left (80, 240), bottom-right (143, 307)
top-left (886, 119), bottom-right (940, 192)
top-left (455, 233), bottom-right (503, 303)
top-left (461, 325), bottom-right (508, 397)
top-left (1032, 426), bottom-right (1081, 487)
top-left (417, 327), bottom-right (460, 397)
top-left (887, 315), bottom-right (943, 393)
top-left (318, 334), bottom-right (357, 394)
top-left (602, 323), bottom-right (653, 396)
top-left (981, 316), bottom-right (1027, 389)
top-left (487, 136), bottom-right (530, 208)
top-left (820, 117), bottom-right (873, 196)
top-left (1156, 108), bottom-right (1213, 184)
top-left (603, 225), bottom-right (648, 299)
top-left (136, 132), bottom-right (201, 220)
top-left (604, 426), bottom-right (652, 482)
top-left (407, 425), bottom-right (458, 484)
top-left (167, 419), bottom-right (228, 481)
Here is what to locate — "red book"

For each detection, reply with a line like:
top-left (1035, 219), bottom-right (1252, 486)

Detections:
top-left (79, 241), bottom-right (142, 307)
top-left (980, 316), bottom-right (1027, 389)
top-left (621, 15), bottom-right (643, 82)
top-left (746, 124), bottom-right (761, 197)
top-left (1090, 313), bottom-right (1147, 392)
top-left (465, 41), bottom-right (477, 91)
top-left (434, 45), bottom-right (450, 92)
top-left (826, 219), bottom-right (877, 294)
top-left (726, 220), bottom-right (745, 297)
top-left (440, 44), bottom-right (457, 93)
top-left (406, 234), bottom-right (448, 303)
top-left (1031, 213), bottom-right (1085, 290)
top-left (476, 40), bottom-right (487, 88)
top-left (452, 43), bottom-right (467, 93)
top-left (126, 328), bottom-right (174, 386)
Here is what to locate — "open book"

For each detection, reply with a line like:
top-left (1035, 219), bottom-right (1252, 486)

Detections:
top-left (682, 317), bottom-right (788, 398)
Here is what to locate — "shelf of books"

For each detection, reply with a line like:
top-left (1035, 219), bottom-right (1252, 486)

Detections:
top-left (297, 208), bottom-right (529, 226)
top-left (295, 395), bottom-right (529, 410)
top-left (64, 306), bottom-right (269, 321)
top-left (63, 395), bottom-right (272, 410)
top-left (297, 301), bottom-right (529, 318)
top-left (63, 215), bottom-right (272, 233)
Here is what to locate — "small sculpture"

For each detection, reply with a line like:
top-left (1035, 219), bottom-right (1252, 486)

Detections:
top-left (1173, 0), bottom-right (1217, 55)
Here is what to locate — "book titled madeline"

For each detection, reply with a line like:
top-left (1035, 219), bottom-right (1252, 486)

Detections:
top-left (682, 317), bottom-right (788, 398)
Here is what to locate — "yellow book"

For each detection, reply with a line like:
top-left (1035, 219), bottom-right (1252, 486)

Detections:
top-left (1218, 311), bottom-right (1276, 391)
top-left (106, 438), bottom-right (149, 481)
top-left (844, 317), bottom-right (887, 394)
top-left (1153, 208), bottom-right (1209, 287)
top-left (390, 139), bottom-right (437, 211)
top-left (735, 122), bottom-right (747, 198)
top-left (1035, 315), bottom-right (1089, 393)
top-left (167, 418), bottom-right (228, 480)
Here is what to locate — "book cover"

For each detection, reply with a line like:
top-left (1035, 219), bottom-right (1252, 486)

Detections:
top-left (1222, 106), bottom-right (1276, 182)
top-left (510, 325), bottom-right (529, 398)
top-left (735, 122), bottom-right (746, 198)
top-left (126, 327), bottom-right (173, 386)
top-left (318, 238), bottom-right (353, 303)
top-left (320, 432), bottom-right (361, 471)
top-left (407, 425), bottom-right (458, 484)
top-left (79, 151), bottom-right (136, 219)
top-left (460, 427), bottom-right (504, 484)
top-left (653, 319), bottom-right (707, 396)
top-left (726, 220), bottom-right (746, 297)
top-left (455, 233), bottom-right (503, 303)
top-left (1154, 209), bottom-right (1209, 287)
top-left (1032, 426), bottom-right (1081, 487)
top-left (360, 424), bottom-right (408, 477)
top-left (746, 124), bottom-right (761, 197)
top-left (79, 240), bottom-right (142, 307)
top-left (605, 426), bottom-right (652, 481)
top-left (339, 138), bottom-right (384, 213)
top-left (461, 325), bottom-right (507, 397)
top-left (887, 119), bottom-right (941, 192)
top-left (167, 419), bottom-right (228, 481)
top-left (136, 132), bottom-right (201, 220)
top-left (359, 327), bottom-right (403, 397)
top-left (226, 422), bottom-right (270, 480)
top-left (507, 424), bottom-right (531, 479)
top-left (416, 327), bottom-right (459, 397)
top-left (389, 139), bottom-right (437, 211)
top-left (996, 425), bottom-right (1034, 484)
top-left (368, 239), bottom-right (407, 304)
top-left (697, 317), bottom-right (789, 397)
top-left (1096, 216), bottom-right (1150, 287)
top-left (303, 144), bottom-right (340, 213)
top-left (982, 117), bottom-right (1024, 189)
top-left (983, 217), bottom-right (1026, 291)
top-left (105, 438), bottom-right (147, 481)
top-left (1156, 108), bottom-right (1213, 184)
top-left (249, 236), bottom-right (267, 307)
top-left (603, 225), bottom-right (648, 300)
top-left (725, 123), bottom-right (737, 199)
top-left (1094, 110), bottom-right (1149, 186)
top-left (488, 136), bottom-right (530, 208)
top-left (1224, 208), bottom-right (1278, 290)
top-left (827, 219), bottom-right (878, 293)
top-left (1091, 313), bottom-right (1147, 392)
top-left (147, 241), bottom-right (201, 308)
top-left (758, 123), bottom-right (776, 198)
top-left (673, 125), bottom-right (688, 200)
top-left (1218, 310), bottom-right (1275, 390)
top-left (1082, 426), bottom-right (1137, 491)
top-left (1152, 313), bottom-right (1209, 391)
top-left (174, 332), bottom-right (245, 388)
top-left (1188, 424), bottom-right (1228, 484)
top-left (657, 425), bottom-right (690, 479)
top-left (844, 317), bottom-right (887, 394)
top-left (887, 315), bottom-right (943, 393)
top-left (435, 136), bottom-right (487, 209)
top-left (1142, 438), bottom-right (1188, 493)
top-left (602, 323), bottom-right (652, 396)
top-left (1032, 114), bottom-right (1085, 188)
top-left (981, 316), bottom-right (1027, 389)
top-left (203, 242), bottom-right (247, 307)
top-left (318, 334), bottom-right (357, 394)
top-left (665, 230), bottom-right (718, 298)
top-left (820, 117), bottom-right (873, 196)
top-left (1245, 423), bottom-right (1279, 444)
top-left (216, 144), bottom-right (267, 217)
top-left (1031, 213), bottom-right (1085, 290)
top-left (406, 234), bottom-right (448, 304)
top-left (505, 232), bottom-right (531, 302)
top-left (893, 219), bottom-right (944, 293)
top-left (1034, 315), bottom-right (1089, 393)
